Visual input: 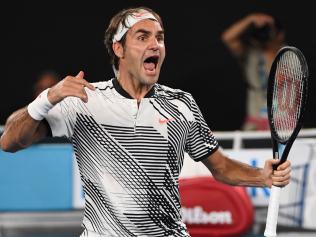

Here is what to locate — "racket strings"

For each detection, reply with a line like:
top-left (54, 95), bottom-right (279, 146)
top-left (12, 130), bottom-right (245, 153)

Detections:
top-left (272, 51), bottom-right (304, 141)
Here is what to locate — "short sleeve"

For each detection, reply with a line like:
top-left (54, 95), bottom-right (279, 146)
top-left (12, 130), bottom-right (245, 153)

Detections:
top-left (44, 97), bottom-right (77, 139)
top-left (185, 95), bottom-right (219, 161)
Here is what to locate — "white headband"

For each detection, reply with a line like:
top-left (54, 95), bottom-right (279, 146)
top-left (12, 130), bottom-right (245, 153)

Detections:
top-left (112, 10), bottom-right (158, 43)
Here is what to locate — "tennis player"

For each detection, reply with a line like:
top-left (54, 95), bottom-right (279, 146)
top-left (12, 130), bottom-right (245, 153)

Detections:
top-left (0, 7), bottom-right (291, 237)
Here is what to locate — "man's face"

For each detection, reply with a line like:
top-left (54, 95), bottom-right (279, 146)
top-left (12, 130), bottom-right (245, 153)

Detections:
top-left (119, 19), bottom-right (165, 85)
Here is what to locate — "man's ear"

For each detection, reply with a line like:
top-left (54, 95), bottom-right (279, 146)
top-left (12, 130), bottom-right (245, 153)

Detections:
top-left (112, 42), bottom-right (124, 58)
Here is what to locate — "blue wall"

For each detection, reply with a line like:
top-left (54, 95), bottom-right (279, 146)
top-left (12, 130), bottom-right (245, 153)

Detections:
top-left (0, 144), bottom-right (74, 211)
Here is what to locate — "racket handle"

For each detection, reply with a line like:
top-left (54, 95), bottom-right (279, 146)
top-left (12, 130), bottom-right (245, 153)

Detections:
top-left (264, 185), bottom-right (282, 237)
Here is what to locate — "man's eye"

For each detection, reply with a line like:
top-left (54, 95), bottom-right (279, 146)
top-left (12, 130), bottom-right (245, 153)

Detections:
top-left (138, 35), bottom-right (147, 41)
top-left (157, 35), bottom-right (164, 42)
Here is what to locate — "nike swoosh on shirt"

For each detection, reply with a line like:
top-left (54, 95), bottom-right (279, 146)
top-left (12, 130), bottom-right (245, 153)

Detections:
top-left (159, 118), bottom-right (175, 124)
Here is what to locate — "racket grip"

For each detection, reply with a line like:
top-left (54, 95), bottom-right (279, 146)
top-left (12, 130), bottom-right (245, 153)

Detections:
top-left (264, 185), bottom-right (282, 237)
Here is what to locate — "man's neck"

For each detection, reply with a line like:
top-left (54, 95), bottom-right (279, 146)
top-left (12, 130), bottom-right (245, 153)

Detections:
top-left (117, 75), bottom-right (153, 102)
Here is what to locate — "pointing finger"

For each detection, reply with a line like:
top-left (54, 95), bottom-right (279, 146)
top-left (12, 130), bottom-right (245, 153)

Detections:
top-left (74, 76), bottom-right (95, 91)
top-left (76, 71), bottom-right (84, 79)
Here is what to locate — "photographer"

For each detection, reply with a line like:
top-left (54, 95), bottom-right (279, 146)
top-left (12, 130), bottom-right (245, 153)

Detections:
top-left (222, 13), bottom-right (286, 130)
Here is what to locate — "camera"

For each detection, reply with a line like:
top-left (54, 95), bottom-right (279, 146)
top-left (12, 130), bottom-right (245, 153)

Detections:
top-left (242, 23), bottom-right (277, 46)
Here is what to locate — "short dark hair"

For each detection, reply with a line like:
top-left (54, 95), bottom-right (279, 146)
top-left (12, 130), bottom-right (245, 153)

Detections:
top-left (104, 7), bottom-right (164, 71)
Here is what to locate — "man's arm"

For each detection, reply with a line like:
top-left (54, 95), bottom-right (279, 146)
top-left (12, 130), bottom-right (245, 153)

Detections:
top-left (221, 13), bottom-right (274, 57)
top-left (0, 107), bottom-right (49, 152)
top-left (0, 71), bottom-right (95, 153)
top-left (202, 149), bottom-right (291, 188)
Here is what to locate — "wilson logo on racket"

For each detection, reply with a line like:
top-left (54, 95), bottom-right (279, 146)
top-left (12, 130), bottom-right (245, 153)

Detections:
top-left (276, 72), bottom-right (302, 113)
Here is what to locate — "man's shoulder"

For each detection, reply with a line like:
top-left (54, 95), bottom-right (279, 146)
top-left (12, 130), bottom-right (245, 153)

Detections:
top-left (155, 84), bottom-right (193, 100)
top-left (91, 78), bottom-right (114, 90)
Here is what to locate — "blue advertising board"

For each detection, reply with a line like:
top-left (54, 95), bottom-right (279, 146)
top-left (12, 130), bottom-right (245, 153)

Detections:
top-left (0, 144), bottom-right (73, 210)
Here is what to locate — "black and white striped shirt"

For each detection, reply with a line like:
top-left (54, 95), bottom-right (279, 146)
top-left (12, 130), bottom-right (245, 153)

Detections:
top-left (45, 78), bottom-right (219, 236)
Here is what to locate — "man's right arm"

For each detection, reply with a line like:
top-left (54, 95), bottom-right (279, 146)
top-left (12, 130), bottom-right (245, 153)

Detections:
top-left (0, 107), bottom-right (50, 152)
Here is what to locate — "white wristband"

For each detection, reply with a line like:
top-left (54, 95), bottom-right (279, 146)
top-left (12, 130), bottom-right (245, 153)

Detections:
top-left (27, 88), bottom-right (54, 121)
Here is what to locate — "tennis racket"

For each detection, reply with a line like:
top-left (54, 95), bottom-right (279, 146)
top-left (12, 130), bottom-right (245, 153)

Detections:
top-left (264, 46), bottom-right (309, 237)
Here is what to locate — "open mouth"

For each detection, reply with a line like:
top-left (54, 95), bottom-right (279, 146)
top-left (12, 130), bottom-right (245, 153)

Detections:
top-left (143, 55), bottom-right (159, 72)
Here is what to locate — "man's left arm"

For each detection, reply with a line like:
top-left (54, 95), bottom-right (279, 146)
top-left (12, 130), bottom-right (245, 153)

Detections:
top-left (201, 149), bottom-right (291, 188)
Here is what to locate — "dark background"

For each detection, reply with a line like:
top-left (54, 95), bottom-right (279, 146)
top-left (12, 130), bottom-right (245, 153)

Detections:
top-left (1, 1), bottom-right (315, 131)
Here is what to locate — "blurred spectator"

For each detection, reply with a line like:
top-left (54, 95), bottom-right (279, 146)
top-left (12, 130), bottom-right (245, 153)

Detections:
top-left (33, 70), bottom-right (60, 98)
top-left (221, 13), bottom-right (286, 130)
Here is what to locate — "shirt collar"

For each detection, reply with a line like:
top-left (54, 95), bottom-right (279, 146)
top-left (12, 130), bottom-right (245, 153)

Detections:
top-left (112, 78), bottom-right (155, 99)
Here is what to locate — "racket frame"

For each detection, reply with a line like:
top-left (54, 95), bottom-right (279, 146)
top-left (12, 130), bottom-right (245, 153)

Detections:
top-left (267, 46), bottom-right (309, 166)
top-left (265, 46), bottom-right (309, 237)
